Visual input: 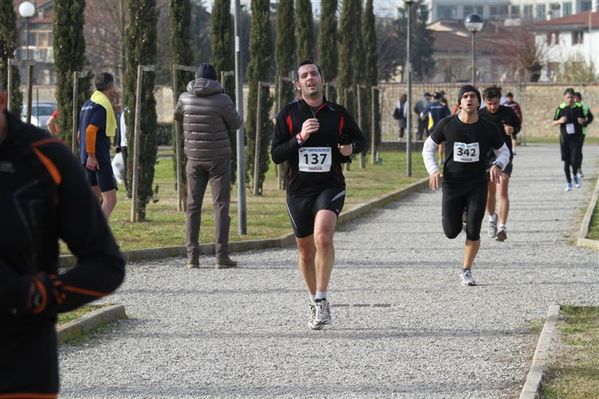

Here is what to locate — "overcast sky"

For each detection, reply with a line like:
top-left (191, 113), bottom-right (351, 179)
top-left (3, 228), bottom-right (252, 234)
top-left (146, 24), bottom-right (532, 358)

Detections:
top-left (202, 1), bottom-right (399, 18)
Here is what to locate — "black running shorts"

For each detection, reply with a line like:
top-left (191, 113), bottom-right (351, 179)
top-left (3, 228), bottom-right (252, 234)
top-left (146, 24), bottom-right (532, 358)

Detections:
top-left (442, 181), bottom-right (488, 241)
top-left (286, 185), bottom-right (346, 238)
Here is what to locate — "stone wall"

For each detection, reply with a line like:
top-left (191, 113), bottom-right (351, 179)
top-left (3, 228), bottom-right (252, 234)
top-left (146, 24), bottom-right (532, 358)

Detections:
top-left (379, 83), bottom-right (599, 142)
top-left (26, 82), bottom-right (599, 141)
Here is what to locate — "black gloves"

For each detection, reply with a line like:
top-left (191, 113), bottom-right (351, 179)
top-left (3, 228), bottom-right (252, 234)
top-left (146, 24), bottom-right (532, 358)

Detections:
top-left (0, 260), bottom-right (56, 316)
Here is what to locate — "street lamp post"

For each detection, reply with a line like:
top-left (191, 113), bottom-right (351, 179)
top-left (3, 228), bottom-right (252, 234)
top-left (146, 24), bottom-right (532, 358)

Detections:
top-left (464, 13), bottom-right (484, 85)
top-left (19, 1), bottom-right (35, 124)
top-left (404, 0), bottom-right (414, 177)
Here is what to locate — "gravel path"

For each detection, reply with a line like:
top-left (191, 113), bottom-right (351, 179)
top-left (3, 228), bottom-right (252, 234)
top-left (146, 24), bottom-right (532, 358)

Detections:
top-left (60, 143), bottom-right (599, 399)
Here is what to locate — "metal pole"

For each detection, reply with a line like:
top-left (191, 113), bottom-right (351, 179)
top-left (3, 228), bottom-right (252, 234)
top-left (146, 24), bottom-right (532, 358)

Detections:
top-left (131, 64), bottom-right (143, 222)
top-left (172, 64), bottom-right (183, 211)
top-left (406, 2), bottom-right (413, 177)
top-left (234, 0), bottom-right (247, 234)
top-left (371, 86), bottom-right (376, 165)
top-left (72, 71), bottom-right (79, 154)
top-left (26, 63), bottom-right (33, 124)
top-left (253, 82), bottom-right (263, 195)
top-left (26, 19), bottom-right (31, 62)
top-left (7, 59), bottom-right (13, 112)
top-left (471, 32), bottom-right (476, 85)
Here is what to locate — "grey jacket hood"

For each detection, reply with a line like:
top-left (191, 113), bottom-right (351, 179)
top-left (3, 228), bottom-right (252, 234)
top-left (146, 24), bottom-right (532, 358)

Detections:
top-left (187, 78), bottom-right (224, 97)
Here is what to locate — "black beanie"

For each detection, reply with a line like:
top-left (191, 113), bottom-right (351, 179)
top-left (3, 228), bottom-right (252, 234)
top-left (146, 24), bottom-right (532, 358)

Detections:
top-left (457, 84), bottom-right (481, 105)
top-left (196, 63), bottom-right (217, 80)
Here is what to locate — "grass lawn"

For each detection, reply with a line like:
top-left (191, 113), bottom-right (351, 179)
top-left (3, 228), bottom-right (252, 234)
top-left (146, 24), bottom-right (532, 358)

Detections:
top-left (100, 150), bottom-right (427, 251)
top-left (57, 305), bottom-right (104, 326)
top-left (588, 201), bottom-right (599, 240)
top-left (539, 305), bottom-right (599, 398)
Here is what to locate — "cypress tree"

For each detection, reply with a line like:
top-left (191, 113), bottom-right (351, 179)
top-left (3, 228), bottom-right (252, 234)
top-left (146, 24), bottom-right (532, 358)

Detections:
top-left (275, 0), bottom-right (295, 109)
top-left (170, 0), bottom-right (193, 202)
top-left (0, 0), bottom-right (22, 114)
top-left (246, 0), bottom-right (272, 195)
top-left (317, 0), bottom-right (337, 82)
top-left (362, 0), bottom-right (379, 149)
top-left (211, 0), bottom-right (237, 184)
top-left (53, 0), bottom-right (87, 147)
top-left (294, 0), bottom-right (314, 62)
top-left (337, 0), bottom-right (360, 108)
top-left (413, 1), bottom-right (435, 81)
top-left (124, 0), bottom-right (158, 220)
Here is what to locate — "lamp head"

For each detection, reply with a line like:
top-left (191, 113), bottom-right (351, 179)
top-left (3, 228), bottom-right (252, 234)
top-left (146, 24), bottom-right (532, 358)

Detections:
top-left (18, 1), bottom-right (36, 18)
top-left (464, 13), bottom-right (484, 33)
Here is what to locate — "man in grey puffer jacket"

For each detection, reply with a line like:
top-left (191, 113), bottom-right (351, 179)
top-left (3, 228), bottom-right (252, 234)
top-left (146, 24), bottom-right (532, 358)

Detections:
top-left (174, 63), bottom-right (241, 269)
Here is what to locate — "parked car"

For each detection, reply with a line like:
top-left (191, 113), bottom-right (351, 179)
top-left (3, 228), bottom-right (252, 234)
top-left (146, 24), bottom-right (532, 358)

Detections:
top-left (21, 101), bottom-right (57, 130)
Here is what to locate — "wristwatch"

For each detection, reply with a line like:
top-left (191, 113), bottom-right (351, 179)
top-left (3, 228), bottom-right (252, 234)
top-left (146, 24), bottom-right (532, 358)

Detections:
top-left (492, 161), bottom-right (504, 170)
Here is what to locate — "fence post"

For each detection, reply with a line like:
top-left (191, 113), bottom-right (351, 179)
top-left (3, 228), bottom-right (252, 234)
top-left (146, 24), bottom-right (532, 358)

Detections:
top-left (253, 81), bottom-right (269, 196)
top-left (371, 86), bottom-right (377, 165)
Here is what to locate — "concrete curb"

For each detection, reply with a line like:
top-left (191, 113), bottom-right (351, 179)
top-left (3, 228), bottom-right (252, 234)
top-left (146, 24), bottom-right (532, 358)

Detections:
top-left (576, 175), bottom-right (599, 250)
top-left (57, 304), bottom-right (127, 345)
top-left (519, 304), bottom-right (561, 399)
top-left (59, 178), bottom-right (429, 268)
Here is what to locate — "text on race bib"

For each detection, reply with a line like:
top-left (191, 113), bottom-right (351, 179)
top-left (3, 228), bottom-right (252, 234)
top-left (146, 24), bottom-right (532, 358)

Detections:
top-left (453, 142), bottom-right (480, 163)
top-left (298, 147), bottom-right (332, 172)
top-left (566, 123), bottom-right (575, 134)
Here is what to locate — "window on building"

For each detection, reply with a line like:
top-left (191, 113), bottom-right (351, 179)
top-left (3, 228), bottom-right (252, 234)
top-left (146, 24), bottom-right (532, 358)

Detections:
top-left (510, 5), bottom-right (521, 17)
top-left (581, 0), bottom-right (592, 11)
top-left (536, 4), bottom-right (546, 19)
top-left (523, 5), bottom-right (533, 19)
top-left (464, 5), bottom-right (484, 16)
top-left (562, 2), bottom-right (572, 16)
top-left (550, 3), bottom-right (561, 18)
top-left (547, 32), bottom-right (560, 45)
top-left (490, 5), bottom-right (509, 18)
top-left (437, 5), bottom-right (457, 19)
top-left (572, 31), bottom-right (584, 44)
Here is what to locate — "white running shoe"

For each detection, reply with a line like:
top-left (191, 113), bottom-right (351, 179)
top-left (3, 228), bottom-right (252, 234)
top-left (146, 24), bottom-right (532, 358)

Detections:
top-left (564, 183), bottom-right (573, 192)
top-left (488, 217), bottom-right (497, 238)
top-left (496, 226), bottom-right (507, 242)
top-left (573, 175), bottom-right (581, 189)
top-left (309, 299), bottom-right (332, 330)
top-left (461, 269), bottom-right (476, 286)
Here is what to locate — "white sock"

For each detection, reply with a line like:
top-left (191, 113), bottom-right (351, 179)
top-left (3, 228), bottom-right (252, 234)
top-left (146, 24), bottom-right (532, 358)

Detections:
top-left (315, 291), bottom-right (328, 300)
top-left (309, 294), bottom-right (315, 304)
top-left (488, 213), bottom-right (497, 222)
top-left (498, 224), bottom-right (506, 230)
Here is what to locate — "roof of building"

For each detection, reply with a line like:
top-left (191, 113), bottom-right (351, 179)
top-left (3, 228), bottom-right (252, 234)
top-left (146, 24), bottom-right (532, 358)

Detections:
top-left (533, 11), bottom-right (599, 31)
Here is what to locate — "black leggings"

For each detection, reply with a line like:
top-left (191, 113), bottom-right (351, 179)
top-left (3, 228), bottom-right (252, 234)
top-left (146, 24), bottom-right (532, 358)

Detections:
top-left (442, 181), bottom-right (488, 241)
top-left (560, 138), bottom-right (582, 182)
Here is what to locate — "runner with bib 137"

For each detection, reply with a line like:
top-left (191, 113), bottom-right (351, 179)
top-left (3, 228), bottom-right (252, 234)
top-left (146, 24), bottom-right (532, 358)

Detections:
top-left (422, 85), bottom-right (510, 286)
top-left (271, 60), bottom-right (365, 330)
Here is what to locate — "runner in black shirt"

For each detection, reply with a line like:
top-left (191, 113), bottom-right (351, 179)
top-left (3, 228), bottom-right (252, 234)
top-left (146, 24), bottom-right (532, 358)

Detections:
top-left (480, 86), bottom-right (521, 241)
top-left (552, 87), bottom-right (588, 191)
top-left (271, 60), bottom-right (365, 329)
top-left (0, 84), bottom-right (125, 398)
top-left (422, 85), bottom-right (510, 286)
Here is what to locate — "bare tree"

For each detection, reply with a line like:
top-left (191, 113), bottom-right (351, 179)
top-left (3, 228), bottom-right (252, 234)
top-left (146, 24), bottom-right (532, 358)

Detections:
top-left (490, 25), bottom-right (546, 82)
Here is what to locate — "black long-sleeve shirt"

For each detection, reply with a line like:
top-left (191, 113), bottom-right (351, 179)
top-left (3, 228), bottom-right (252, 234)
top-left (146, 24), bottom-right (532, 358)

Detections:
top-left (0, 111), bottom-right (125, 396)
top-left (271, 99), bottom-right (365, 195)
top-left (479, 104), bottom-right (521, 157)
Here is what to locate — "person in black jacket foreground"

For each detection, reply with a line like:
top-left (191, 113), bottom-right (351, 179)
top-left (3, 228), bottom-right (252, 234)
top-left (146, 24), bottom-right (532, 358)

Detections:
top-left (0, 83), bottom-right (125, 398)
top-left (271, 61), bottom-right (365, 330)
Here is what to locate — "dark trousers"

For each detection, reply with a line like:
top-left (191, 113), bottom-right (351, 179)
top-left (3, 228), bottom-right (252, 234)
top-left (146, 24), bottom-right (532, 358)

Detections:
top-left (185, 159), bottom-right (231, 259)
top-left (416, 118), bottom-right (428, 141)
top-left (560, 137), bottom-right (582, 182)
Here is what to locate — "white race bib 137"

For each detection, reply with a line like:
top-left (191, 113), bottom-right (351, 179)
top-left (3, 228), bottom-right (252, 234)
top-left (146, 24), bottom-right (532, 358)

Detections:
top-left (298, 147), bottom-right (332, 172)
top-left (453, 142), bottom-right (480, 163)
